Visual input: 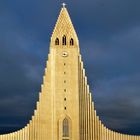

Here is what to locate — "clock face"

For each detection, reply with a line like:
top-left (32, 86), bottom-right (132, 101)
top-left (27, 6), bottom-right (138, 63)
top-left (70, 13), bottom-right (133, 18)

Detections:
top-left (62, 51), bottom-right (68, 57)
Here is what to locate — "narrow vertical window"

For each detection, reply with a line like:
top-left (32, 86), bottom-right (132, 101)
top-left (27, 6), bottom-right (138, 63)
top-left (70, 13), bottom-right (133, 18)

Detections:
top-left (70, 38), bottom-right (74, 46)
top-left (62, 35), bottom-right (66, 45)
top-left (55, 38), bottom-right (59, 45)
top-left (63, 118), bottom-right (69, 137)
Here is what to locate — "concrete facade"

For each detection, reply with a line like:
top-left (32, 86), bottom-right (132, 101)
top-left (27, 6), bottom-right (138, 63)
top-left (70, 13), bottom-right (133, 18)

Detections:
top-left (0, 6), bottom-right (140, 140)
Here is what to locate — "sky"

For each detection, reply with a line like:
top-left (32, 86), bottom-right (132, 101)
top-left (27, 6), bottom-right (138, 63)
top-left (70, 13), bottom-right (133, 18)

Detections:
top-left (0, 0), bottom-right (140, 135)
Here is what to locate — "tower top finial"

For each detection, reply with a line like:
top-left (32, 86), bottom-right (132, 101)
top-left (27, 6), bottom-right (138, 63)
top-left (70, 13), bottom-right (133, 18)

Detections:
top-left (62, 3), bottom-right (66, 8)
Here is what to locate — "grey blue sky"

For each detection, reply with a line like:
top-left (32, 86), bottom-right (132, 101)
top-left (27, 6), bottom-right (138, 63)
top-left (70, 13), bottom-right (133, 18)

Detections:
top-left (0, 0), bottom-right (140, 135)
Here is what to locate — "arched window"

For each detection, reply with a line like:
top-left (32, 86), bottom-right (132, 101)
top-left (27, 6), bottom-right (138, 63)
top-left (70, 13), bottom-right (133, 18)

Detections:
top-left (70, 38), bottom-right (74, 46)
top-left (63, 118), bottom-right (69, 137)
top-left (55, 38), bottom-right (59, 45)
top-left (62, 35), bottom-right (66, 45)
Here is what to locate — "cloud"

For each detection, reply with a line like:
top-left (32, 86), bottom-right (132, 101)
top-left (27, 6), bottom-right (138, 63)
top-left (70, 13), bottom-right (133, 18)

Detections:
top-left (71, 0), bottom-right (140, 35)
top-left (80, 24), bottom-right (140, 134)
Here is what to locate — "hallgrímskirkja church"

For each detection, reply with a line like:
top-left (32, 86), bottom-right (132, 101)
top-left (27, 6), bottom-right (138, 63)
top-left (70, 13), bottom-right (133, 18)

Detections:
top-left (0, 5), bottom-right (140, 140)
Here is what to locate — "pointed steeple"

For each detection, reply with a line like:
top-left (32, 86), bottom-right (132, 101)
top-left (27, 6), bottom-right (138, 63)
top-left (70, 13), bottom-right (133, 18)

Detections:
top-left (50, 5), bottom-right (79, 47)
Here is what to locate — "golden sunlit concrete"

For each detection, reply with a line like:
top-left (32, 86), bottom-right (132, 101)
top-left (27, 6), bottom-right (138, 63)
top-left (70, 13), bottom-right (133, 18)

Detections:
top-left (0, 6), bottom-right (139, 140)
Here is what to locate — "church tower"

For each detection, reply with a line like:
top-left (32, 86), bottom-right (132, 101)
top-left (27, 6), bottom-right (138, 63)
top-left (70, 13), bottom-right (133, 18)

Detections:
top-left (45, 5), bottom-right (80, 140)
top-left (0, 4), bottom-right (140, 140)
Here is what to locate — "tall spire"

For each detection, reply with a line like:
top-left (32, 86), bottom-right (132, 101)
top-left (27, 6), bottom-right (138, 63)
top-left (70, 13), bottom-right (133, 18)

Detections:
top-left (50, 5), bottom-right (79, 47)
